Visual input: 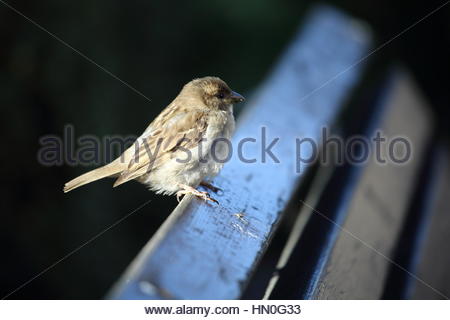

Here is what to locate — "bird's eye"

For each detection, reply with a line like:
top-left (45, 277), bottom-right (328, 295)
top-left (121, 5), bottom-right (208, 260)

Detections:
top-left (216, 92), bottom-right (225, 99)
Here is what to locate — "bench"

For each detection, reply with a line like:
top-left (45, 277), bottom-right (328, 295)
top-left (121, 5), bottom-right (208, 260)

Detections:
top-left (108, 5), bottom-right (448, 300)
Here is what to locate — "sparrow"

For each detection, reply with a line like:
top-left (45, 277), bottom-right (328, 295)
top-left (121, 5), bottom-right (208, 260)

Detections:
top-left (64, 76), bottom-right (245, 203)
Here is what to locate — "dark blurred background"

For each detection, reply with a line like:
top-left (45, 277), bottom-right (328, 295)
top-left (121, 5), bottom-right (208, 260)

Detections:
top-left (0, 0), bottom-right (449, 299)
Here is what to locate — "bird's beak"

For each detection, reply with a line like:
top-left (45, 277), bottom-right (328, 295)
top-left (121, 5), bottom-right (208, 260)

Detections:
top-left (230, 91), bottom-right (245, 103)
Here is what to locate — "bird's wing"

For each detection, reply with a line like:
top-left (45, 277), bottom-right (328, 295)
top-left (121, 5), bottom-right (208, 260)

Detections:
top-left (113, 106), bottom-right (209, 187)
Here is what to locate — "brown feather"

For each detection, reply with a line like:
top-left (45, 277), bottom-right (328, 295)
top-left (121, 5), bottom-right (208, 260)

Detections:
top-left (63, 76), bottom-right (241, 194)
top-left (113, 107), bottom-right (209, 187)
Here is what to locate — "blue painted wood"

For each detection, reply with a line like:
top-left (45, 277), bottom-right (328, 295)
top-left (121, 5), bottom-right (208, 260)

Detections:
top-left (267, 69), bottom-right (435, 299)
top-left (109, 5), bottom-right (372, 299)
top-left (309, 70), bottom-right (434, 299)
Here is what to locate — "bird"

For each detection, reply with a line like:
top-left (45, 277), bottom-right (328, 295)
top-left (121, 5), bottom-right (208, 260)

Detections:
top-left (63, 76), bottom-right (245, 203)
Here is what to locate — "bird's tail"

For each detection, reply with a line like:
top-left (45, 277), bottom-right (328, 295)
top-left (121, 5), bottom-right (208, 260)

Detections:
top-left (63, 163), bottom-right (123, 193)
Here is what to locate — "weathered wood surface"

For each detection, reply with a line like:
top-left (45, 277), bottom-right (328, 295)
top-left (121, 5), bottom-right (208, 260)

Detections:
top-left (109, 6), bottom-right (372, 299)
top-left (309, 71), bottom-right (434, 299)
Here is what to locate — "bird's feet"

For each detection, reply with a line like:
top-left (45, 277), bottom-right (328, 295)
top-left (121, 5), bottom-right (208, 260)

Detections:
top-left (199, 181), bottom-right (222, 193)
top-left (176, 184), bottom-right (219, 204)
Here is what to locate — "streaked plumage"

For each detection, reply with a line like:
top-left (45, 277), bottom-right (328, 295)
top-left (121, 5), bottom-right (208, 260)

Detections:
top-left (64, 77), bottom-right (244, 203)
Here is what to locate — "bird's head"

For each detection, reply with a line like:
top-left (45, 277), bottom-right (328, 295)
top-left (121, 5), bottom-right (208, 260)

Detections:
top-left (183, 76), bottom-right (245, 110)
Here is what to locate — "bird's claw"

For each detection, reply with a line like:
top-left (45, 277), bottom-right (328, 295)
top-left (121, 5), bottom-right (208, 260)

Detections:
top-left (200, 181), bottom-right (222, 194)
top-left (198, 191), bottom-right (219, 204)
top-left (176, 186), bottom-right (219, 204)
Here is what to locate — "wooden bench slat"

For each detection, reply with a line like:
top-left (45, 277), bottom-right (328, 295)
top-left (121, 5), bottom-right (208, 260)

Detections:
top-left (267, 69), bottom-right (435, 299)
top-left (311, 70), bottom-right (433, 299)
top-left (410, 148), bottom-right (450, 299)
top-left (109, 5), bottom-right (372, 299)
